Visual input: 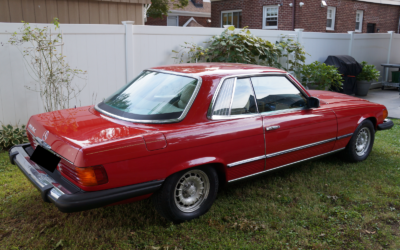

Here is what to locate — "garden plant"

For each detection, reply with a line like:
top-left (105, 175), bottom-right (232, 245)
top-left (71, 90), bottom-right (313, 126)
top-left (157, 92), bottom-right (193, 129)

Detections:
top-left (172, 26), bottom-right (308, 79)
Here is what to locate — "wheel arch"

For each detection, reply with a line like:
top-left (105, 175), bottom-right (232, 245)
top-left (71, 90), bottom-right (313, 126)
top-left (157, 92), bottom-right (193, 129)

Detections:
top-left (357, 115), bottom-right (377, 130)
top-left (165, 157), bottom-right (228, 188)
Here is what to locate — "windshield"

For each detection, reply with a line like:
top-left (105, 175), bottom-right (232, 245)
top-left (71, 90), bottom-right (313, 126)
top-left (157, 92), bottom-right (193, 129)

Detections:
top-left (97, 71), bottom-right (199, 121)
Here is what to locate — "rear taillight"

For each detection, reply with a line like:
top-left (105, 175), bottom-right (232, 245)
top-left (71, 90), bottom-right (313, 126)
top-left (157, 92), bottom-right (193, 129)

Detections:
top-left (58, 162), bottom-right (108, 186)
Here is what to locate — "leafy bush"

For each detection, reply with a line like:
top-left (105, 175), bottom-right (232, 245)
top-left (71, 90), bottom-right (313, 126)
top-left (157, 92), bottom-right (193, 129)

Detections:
top-left (300, 61), bottom-right (343, 90)
top-left (0, 125), bottom-right (29, 151)
top-left (357, 61), bottom-right (380, 82)
top-left (172, 26), bottom-right (308, 78)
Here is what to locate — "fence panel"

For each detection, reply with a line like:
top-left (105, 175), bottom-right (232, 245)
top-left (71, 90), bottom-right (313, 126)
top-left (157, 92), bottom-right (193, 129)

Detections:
top-left (0, 22), bottom-right (397, 125)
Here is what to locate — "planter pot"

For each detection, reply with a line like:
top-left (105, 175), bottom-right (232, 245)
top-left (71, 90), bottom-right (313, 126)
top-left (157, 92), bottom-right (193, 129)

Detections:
top-left (356, 80), bottom-right (372, 96)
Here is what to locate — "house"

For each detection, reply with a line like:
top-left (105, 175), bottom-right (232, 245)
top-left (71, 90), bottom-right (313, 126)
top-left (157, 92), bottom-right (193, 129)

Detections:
top-left (0, 0), bottom-right (150, 25)
top-left (210, 0), bottom-right (400, 33)
top-left (146, 0), bottom-right (212, 27)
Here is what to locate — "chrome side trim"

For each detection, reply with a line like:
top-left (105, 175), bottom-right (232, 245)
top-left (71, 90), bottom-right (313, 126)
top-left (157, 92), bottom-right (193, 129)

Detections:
top-left (227, 155), bottom-right (266, 168)
top-left (228, 148), bottom-right (345, 182)
top-left (266, 138), bottom-right (337, 158)
top-left (337, 133), bottom-right (353, 140)
top-left (95, 69), bottom-right (203, 124)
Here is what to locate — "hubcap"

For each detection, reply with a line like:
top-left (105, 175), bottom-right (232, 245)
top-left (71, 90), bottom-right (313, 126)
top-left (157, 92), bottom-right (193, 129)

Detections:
top-left (174, 170), bottom-right (210, 213)
top-left (355, 127), bottom-right (371, 156)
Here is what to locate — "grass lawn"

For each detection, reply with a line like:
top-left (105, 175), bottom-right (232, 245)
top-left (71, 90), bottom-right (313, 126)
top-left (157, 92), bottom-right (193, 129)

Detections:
top-left (1, 119), bottom-right (400, 249)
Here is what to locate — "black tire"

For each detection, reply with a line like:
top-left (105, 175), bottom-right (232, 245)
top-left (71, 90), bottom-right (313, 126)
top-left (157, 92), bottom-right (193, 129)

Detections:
top-left (151, 166), bottom-right (219, 223)
top-left (342, 119), bottom-right (375, 162)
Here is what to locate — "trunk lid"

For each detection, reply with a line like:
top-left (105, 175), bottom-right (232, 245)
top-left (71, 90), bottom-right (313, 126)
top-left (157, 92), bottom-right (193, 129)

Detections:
top-left (27, 106), bottom-right (154, 163)
top-left (308, 90), bottom-right (369, 105)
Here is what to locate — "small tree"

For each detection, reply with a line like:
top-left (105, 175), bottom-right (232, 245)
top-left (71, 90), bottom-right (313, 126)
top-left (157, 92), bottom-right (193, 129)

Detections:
top-left (8, 18), bottom-right (86, 112)
top-left (147, 0), bottom-right (189, 19)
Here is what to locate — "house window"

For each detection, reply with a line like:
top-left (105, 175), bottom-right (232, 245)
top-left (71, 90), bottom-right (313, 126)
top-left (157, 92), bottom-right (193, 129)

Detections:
top-left (167, 16), bottom-right (179, 26)
top-left (263, 6), bottom-right (278, 29)
top-left (355, 10), bottom-right (363, 32)
top-left (326, 7), bottom-right (336, 31)
top-left (221, 10), bottom-right (242, 28)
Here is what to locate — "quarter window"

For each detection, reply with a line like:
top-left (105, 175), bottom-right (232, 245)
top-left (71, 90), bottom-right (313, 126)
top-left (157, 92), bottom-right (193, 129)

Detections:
top-left (211, 78), bottom-right (257, 117)
top-left (251, 76), bottom-right (307, 113)
top-left (326, 7), bottom-right (336, 31)
top-left (230, 78), bottom-right (257, 115)
top-left (221, 10), bottom-right (242, 28)
top-left (355, 10), bottom-right (363, 32)
top-left (263, 6), bottom-right (278, 29)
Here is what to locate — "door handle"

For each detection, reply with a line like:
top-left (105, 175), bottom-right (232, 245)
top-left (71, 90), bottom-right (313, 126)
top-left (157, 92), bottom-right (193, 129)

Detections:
top-left (266, 125), bottom-right (280, 131)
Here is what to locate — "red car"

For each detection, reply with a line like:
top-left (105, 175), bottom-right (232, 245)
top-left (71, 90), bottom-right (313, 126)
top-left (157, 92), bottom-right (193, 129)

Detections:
top-left (9, 63), bottom-right (393, 222)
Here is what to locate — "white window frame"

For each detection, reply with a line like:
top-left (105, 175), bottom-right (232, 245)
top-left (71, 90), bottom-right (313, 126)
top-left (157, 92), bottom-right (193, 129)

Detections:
top-left (326, 6), bottom-right (336, 31)
top-left (167, 15), bottom-right (179, 26)
top-left (220, 10), bottom-right (242, 28)
top-left (263, 6), bottom-right (279, 30)
top-left (355, 10), bottom-right (364, 32)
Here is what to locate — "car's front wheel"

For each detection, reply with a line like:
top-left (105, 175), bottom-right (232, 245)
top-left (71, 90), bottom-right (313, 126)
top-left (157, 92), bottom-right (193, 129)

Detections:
top-left (152, 166), bottom-right (219, 223)
top-left (342, 119), bottom-right (375, 162)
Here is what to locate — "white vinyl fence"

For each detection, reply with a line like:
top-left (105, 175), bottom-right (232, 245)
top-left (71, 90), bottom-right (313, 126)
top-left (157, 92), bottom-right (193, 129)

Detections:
top-left (0, 22), bottom-right (399, 125)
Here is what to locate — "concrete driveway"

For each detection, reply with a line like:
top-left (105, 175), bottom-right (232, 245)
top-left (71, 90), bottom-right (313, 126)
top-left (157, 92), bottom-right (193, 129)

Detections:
top-left (360, 88), bottom-right (400, 119)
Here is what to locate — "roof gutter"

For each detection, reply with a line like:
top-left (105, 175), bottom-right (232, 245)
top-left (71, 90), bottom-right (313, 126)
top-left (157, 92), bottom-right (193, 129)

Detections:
top-left (168, 10), bottom-right (211, 18)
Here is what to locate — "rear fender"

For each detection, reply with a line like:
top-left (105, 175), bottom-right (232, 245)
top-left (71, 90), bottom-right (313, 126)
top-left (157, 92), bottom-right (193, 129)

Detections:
top-left (166, 156), bottom-right (227, 181)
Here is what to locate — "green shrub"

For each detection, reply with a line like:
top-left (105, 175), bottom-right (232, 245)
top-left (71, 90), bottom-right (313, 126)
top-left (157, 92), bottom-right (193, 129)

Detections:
top-left (300, 61), bottom-right (343, 90)
top-left (357, 61), bottom-right (380, 82)
top-left (172, 26), bottom-right (308, 79)
top-left (0, 125), bottom-right (29, 151)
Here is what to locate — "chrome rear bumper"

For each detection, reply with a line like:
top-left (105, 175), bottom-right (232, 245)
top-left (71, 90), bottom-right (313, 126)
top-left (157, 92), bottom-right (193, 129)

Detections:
top-left (9, 144), bottom-right (164, 213)
top-left (9, 144), bottom-right (70, 202)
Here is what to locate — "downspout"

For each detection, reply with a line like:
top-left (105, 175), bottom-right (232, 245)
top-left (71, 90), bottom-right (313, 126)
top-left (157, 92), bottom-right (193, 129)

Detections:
top-left (292, 0), bottom-right (296, 30)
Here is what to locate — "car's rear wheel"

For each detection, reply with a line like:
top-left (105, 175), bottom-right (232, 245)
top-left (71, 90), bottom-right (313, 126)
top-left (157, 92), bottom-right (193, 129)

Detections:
top-left (342, 119), bottom-right (375, 162)
top-left (152, 166), bottom-right (218, 223)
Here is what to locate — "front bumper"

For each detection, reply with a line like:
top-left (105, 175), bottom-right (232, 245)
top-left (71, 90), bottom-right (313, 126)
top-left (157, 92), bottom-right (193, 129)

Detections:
top-left (9, 144), bottom-right (163, 213)
top-left (377, 119), bottom-right (394, 131)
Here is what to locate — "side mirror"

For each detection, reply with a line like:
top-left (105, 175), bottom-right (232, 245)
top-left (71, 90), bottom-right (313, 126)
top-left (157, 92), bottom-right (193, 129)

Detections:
top-left (307, 97), bottom-right (320, 108)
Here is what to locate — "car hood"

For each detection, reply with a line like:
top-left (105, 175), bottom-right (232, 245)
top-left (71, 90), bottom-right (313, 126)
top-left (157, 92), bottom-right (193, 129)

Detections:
top-left (27, 106), bottom-right (158, 162)
top-left (308, 90), bottom-right (369, 104)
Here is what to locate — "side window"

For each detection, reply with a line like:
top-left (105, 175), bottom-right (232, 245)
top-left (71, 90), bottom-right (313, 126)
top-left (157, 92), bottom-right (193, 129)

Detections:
top-left (212, 78), bottom-right (257, 117)
top-left (251, 76), bottom-right (307, 113)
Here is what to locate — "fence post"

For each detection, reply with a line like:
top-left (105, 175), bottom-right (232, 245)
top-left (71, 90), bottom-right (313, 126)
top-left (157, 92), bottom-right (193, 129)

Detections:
top-left (386, 31), bottom-right (394, 81)
top-left (294, 28), bottom-right (304, 44)
top-left (387, 31), bottom-right (394, 64)
top-left (347, 31), bottom-right (354, 56)
top-left (122, 21), bottom-right (135, 84)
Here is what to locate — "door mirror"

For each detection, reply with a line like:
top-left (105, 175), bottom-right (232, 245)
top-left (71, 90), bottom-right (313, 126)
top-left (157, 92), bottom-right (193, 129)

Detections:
top-left (307, 97), bottom-right (320, 108)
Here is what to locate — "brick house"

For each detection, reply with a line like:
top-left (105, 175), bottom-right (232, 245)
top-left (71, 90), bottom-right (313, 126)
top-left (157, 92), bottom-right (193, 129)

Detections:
top-left (146, 0), bottom-right (212, 27)
top-left (210, 0), bottom-right (400, 33)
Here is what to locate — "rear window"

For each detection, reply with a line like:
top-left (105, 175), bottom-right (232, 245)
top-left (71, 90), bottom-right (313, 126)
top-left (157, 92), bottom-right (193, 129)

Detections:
top-left (97, 71), bottom-right (199, 121)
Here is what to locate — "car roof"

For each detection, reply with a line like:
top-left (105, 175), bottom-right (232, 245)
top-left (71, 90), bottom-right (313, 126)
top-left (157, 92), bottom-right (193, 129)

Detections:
top-left (150, 63), bottom-right (287, 78)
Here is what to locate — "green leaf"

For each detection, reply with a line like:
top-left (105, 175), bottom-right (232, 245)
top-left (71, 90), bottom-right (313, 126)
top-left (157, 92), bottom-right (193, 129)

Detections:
top-left (227, 26), bottom-right (235, 31)
top-left (12, 139), bottom-right (19, 145)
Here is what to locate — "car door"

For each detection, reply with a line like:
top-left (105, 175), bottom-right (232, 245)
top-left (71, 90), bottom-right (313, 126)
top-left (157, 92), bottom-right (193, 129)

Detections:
top-left (250, 75), bottom-right (338, 171)
top-left (209, 77), bottom-right (265, 181)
